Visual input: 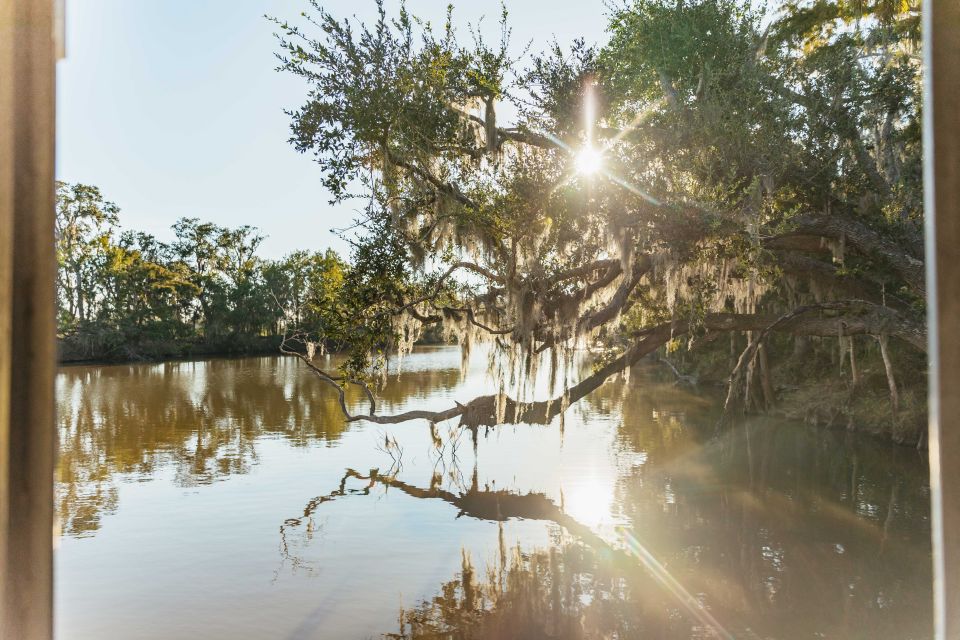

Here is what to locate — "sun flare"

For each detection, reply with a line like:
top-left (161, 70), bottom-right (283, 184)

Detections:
top-left (576, 146), bottom-right (603, 176)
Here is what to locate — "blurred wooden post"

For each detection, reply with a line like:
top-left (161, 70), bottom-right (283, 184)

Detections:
top-left (0, 0), bottom-right (57, 639)
top-left (924, 0), bottom-right (960, 638)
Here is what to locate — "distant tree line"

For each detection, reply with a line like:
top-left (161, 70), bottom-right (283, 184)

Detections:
top-left (55, 181), bottom-right (348, 361)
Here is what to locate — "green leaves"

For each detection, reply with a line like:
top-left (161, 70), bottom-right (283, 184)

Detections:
top-left (55, 182), bottom-right (355, 358)
top-left (264, 0), bottom-right (925, 403)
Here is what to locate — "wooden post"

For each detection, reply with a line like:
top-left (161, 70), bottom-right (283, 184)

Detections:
top-left (0, 1), bottom-right (57, 639)
top-left (0, 0), bottom-right (14, 633)
top-left (924, 0), bottom-right (960, 637)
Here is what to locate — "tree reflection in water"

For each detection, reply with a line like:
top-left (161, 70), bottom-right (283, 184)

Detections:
top-left (56, 353), bottom-right (932, 639)
top-left (277, 372), bottom-right (931, 639)
top-left (56, 352), bottom-right (463, 537)
top-left (283, 462), bottom-right (748, 638)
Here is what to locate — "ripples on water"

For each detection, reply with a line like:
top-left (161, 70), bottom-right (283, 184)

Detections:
top-left (55, 346), bottom-right (932, 639)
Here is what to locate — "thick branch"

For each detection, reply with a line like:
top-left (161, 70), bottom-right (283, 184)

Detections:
top-left (286, 301), bottom-right (924, 429)
top-left (546, 258), bottom-right (621, 287)
top-left (383, 146), bottom-right (476, 209)
top-left (771, 214), bottom-right (925, 297)
top-left (701, 302), bottom-right (926, 352)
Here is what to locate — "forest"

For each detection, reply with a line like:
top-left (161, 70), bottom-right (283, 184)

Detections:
top-left (55, 181), bottom-right (349, 362)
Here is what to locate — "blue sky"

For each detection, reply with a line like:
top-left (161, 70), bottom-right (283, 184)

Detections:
top-left (56, 1), bottom-right (610, 259)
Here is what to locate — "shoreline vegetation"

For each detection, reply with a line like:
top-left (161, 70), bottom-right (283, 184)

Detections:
top-left (55, 175), bottom-right (925, 442)
top-left (57, 332), bottom-right (450, 366)
top-left (57, 334), bottom-right (284, 366)
top-left (54, 183), bottom-right (451, 364)
top-left (58, 0), bottom-right (928, 445)
top-left (55, 180), bottom-right (354, 366)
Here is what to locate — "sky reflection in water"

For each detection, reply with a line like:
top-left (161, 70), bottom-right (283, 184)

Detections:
top-left (55, 347), bottom-right (932, 639)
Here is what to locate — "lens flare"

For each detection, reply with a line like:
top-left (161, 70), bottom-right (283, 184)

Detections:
top-left (576, 81), bottom-right (603, 176)
top-left (576, 146), bottom-right (603, 176)
top-left (584, 80), bottom-right (595, 145)
top-left (617, 525), bottom-right (735, 640)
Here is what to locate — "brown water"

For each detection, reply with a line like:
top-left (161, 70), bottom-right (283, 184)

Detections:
top-left (55, 347), bottom-right (932, 639)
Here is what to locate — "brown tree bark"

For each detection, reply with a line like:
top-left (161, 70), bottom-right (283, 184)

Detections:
top-left (877, 334), bottom-right (900, 414)
top-left (758, 343), bottom-right (775, 409)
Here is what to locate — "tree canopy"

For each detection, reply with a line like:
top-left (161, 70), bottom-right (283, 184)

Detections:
top-left (272, 0), bottom-right (924, 433)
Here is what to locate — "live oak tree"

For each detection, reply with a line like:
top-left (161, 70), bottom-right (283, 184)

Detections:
top-left (273, 0), bottom-right (925, 431)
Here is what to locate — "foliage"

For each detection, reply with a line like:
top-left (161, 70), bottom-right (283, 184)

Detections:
top-left (270, 0), bottom-right (926, 432)
top-left (55, 181), bottom-right (349, 361)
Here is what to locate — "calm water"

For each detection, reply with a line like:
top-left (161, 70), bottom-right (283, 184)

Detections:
top-left (55, 347), bottom-right (932, 639)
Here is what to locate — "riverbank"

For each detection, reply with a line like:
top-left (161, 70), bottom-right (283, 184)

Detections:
top-left (775, 382), bottom-right (926, 446)
top-left (58, 334), bottom-right (286, 365)
top-left (58, 328), bottom-right (451, 365)
top-left (669, 343), bottom-right (928, 446)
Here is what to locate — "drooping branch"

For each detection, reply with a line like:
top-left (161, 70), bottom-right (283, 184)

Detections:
top-left (536, 254), bottom-right (652, 350)
top-left (718, 300), bottom-right (924, 417)
top-left (382, 145), bottom-right (476, 209)
top-left (391, 261), bottom-right (505, 317)
top-left (877, 334), bottom-right (900, 413)
top-left (720, 303), bottom-right (832, 416)
top-left (578, 255), bottom-right (652, 332)
top-left (454, 108), bottom-right (555, 151)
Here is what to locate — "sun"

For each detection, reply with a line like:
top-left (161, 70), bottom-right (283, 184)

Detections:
top-left (576, 146), bottom-right (603, 176)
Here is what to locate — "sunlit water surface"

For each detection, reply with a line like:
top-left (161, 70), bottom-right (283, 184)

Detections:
top-left (55, 347), bottom-right (932, 639)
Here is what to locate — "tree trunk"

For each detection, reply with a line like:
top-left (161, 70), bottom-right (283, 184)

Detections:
top-left (849, 336), bottom-right (860, 389)
top-left (877, 334), bottom-right (899, 413)
top-left (758, 343), bottom-right (775, 409)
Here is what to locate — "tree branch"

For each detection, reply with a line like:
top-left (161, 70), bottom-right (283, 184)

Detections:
top-left (286, 301), bottom-right (924, 429)
top-left (770, 213), bottom-right (925, 297)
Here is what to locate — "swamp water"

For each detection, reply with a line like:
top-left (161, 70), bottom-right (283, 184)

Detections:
top-left (55, 346), bottom-right (932, 639)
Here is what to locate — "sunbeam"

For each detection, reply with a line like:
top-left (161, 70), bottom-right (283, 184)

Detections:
top-left (617, 525), bottom-right (736, 640)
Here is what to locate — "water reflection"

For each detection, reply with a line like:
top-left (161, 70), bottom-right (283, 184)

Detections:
top-left (55, 349), bottom-right (931, 639)
top-left (284, 467), bottom-right (729, 638)
top-left (56, 350), bottom-right (462, 537)
top-left (277, 378), bottom-right (931, 639)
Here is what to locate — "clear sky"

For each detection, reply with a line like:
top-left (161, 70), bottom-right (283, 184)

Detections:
top-left (56, 1), bottom-right (610, 259)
